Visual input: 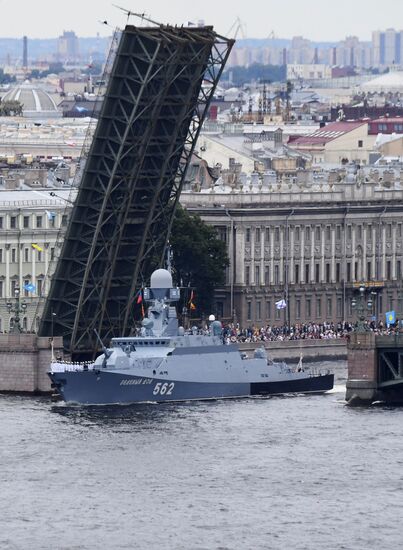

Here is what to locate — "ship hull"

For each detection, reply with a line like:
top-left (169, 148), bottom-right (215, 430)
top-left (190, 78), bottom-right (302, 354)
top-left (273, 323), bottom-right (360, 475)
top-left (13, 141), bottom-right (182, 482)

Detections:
top-left (49, 371), bottom-right (334, 406)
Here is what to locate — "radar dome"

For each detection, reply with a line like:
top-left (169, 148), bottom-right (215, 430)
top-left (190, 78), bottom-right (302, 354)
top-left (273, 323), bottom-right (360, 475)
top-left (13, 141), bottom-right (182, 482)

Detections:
top-left (150, 268), bottom-right (173, 289)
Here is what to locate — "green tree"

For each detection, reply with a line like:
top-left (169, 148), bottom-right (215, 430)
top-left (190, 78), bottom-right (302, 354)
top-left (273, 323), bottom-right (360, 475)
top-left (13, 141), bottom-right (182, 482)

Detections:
top-left (170, 206), bottom-right (229, 316)
top-left (0, 99), bottom-right (23, 116)
top-left (0, 68), bottom-right (16, 85)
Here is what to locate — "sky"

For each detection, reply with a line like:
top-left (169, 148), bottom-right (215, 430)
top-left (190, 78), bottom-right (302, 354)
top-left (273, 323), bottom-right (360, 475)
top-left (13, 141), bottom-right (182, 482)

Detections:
top-left (0, 0), bottom-right (403, 41)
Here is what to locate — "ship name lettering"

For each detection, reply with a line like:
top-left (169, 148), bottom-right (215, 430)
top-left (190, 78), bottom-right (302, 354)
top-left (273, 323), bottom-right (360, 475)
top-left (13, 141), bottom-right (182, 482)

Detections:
top-left (120, 378), bottom-right (153, 386)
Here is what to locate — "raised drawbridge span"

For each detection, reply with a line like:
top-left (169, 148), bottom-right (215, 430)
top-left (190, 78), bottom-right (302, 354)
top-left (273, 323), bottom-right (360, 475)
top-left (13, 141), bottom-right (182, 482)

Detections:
top-left (39, 24), bottom-right (233, 355)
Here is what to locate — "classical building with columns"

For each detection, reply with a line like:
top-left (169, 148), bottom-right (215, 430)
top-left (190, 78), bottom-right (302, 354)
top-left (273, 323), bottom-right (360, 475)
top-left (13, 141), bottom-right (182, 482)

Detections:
top-left (181, 164), bottom-right (403, 327)
top-left (0, 188), bottom-right (72, 332)
top-left (1, 162), bottom-right (403, 332)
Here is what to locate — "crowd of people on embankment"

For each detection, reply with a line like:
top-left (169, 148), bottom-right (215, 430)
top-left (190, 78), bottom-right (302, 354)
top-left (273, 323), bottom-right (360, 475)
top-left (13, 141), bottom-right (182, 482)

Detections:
top-left (221, 321), bottom-right (401, 343)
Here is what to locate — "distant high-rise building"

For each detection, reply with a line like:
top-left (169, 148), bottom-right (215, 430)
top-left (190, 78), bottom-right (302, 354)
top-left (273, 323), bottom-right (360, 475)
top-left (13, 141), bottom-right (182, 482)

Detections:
top-left (22, 35), bottom-right (28, 68)
top-left (58, 31), bottom-right (79, 61)
top-left (372, 28), bottom-right (403, 66)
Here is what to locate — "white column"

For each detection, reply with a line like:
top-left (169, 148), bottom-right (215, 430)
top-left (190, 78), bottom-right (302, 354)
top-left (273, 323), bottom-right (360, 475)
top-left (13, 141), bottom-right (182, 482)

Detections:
top-left (260, 227), bottom-right (264, 285)
top-left (250, 227), bottom-right (255, 285)
top-left (310, 228), bottom-right (315, 282)
top-left (320, 226), bottom-right (325, 282)
top-left (331, 227), bottom-right (336, 282)
top-left (237, 228), bottom-right (245, 285)
top-left (5, 245), bottom-right (10, 298)
top-left (372, 226), bottom-right (376, 279)
top-left (351, 225), bottom-right (356, 281)
top-left (392, 223), bottom-right (397, 279)
top-left (382, 225), bottom-right (386, 280)
top-left (289, 226), bottom-right (294, 284)
top-left (270, 230), bottom-right (275, 284)
top-left (362, 224), bottom-right (367, 281)
top-left (300, 227), bottom-right (305, 283)
top-left (280, 228), bottom-right (284, 284)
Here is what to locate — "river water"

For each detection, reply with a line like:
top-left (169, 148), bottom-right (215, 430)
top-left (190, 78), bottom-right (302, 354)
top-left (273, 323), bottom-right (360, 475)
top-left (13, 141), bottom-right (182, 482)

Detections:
top-left (0, 361), bottom-right (402, 550)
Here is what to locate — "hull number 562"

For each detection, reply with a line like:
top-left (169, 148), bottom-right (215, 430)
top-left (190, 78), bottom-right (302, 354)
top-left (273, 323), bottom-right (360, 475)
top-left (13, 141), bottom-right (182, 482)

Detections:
top-left (153, 382), bottom-right (175, 396)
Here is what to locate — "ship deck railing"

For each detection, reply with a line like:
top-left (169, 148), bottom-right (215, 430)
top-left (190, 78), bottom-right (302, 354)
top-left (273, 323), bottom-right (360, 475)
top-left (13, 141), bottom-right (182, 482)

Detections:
top-left (50, 361), bottom-right (96, 373)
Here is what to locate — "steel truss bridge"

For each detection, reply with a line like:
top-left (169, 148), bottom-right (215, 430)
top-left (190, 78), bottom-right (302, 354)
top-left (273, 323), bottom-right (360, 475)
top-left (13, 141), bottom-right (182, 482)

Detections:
top-left (40, 24), bottom-right (233, 355)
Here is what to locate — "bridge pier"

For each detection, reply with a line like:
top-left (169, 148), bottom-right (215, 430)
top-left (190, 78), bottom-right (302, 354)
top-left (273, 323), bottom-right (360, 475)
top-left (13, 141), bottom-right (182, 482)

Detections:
top-left (346, 332), bottom-right (403, 405)
top-left (346, 332), bottom-right (379, 405)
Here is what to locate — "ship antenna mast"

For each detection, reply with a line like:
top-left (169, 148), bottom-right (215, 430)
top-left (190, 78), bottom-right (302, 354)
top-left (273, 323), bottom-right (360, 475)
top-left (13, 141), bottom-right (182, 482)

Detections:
top-left (166, 244), bottom-right (173, 274)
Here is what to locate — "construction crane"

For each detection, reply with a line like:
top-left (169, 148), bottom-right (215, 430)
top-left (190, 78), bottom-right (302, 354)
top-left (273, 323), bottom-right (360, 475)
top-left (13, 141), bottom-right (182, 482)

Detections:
top-left (227, 17), bottom-right (247, 40)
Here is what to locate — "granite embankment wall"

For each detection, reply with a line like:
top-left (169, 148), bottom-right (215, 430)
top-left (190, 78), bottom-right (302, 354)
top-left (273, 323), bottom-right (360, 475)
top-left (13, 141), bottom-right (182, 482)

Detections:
top-left (0, 335), bottom-right (63, 393)
top-left (239, 339), bottom-right (347, 362)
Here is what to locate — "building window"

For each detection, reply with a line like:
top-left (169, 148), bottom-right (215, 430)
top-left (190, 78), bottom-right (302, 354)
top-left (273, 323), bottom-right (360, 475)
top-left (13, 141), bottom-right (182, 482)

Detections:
top-left (0, 281), bottom-right (3, 298)
top-left (216, 302), bottom-right (223, 318)
top-left (51, 248), bottom-right (55, 261)
top-left (266, 301), bottom-right (271, 319)
top-left (0, 249), bottom-right (3, 263)
top-left (354, 261), bottom-right (358, 281)
top-left (315, 263), bottom-right (320, 283)
top-left (294, 264), bottom-right (300, 284)
top-left (347, 226), bottom-right (352, 241)
top-left (265, 265), bottom-right (270, 285)
top-left (245, 266), bottom-right (250, 285)
top-left (347, 262), bottom-right (351, 282)
top-left (255, 265), bottom-right (260, 285)
top-left (305, 227), bottom-right (311, 241)
top-left (326, 226), bottom-right (331, 241)
top-left (397, 260), bottom-right (402, 279)
top-left (325, 263), bottom-right (330, 283)
top-left (388, 296), bottom-right (393, 311)
top-left (11, 248), bottom-right (16, 263)
top-left (23, 216), bottom-right (30, 228)
top-left (24, 248), bottom-right (29, 262)
top-left (256, 301), bottom-right (261, 320)
top-left (357, 225), bottom-right (362, 240)
top-left (37, 251), bottom-right (42, 262)
top-left (10, 216), bottom-right (17, 229)
top-left (387, 260), bottom-right (391, 280)
top-left (336, 225), bottom-right (341, 240)
top-left (306, 298), bottom-right (311, 318)
top-left (327, 297), bottom-right (332, 317)
top-left (315, 226), bottom-right (321, 241)
top-left (337, 297), bottom-right (342, 318)
top-left (387, 224), bottom-right (392, 239)
top-left (24, 279), bottom-right (29, 297)
top-left (367, 261), bottom-right (372, 280)
top-left (37, 279), bottom-right (43, 296)
top-left (61, 214), bottom-right (68, 227)
top-left (0, 217), bottom-right (3, 229)
top-left (36, 216), bottom-right (42, 229)
top-left (367, 226), bottom-right (372, 241)
top-left (247, 301), bottom-right (252, 321)
top-left (274, 265), bottom-right (279, 285)
top-left (296, 298), bottom-right (301, 319)
top-left (316, 297), bottom-right (322, 318)
top-left (295, 227), bottom-right (300, 241)
top-left (255, 228), bottom-right (261, 243)
top-left (275, 305), bottom-right (281, 320)
top-left (11, 280), bottom-right (17, 296)
top-left (265, 227), bottom-right (270, 241)
top-left (358, 140), bottom-right (363, 148)
top-left (305, 263), bottom-right (310, 284)
top-left (336, 262), bottom-right (340, 283)
top-left (398, 224), bottom-right (402, 238)
top-left (275, 227), bottom-right (280, 241)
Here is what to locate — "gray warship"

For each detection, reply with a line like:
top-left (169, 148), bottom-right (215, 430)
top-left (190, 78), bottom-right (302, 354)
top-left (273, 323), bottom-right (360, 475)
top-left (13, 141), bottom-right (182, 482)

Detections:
top-left (49, 268), bottom-right (334, 405)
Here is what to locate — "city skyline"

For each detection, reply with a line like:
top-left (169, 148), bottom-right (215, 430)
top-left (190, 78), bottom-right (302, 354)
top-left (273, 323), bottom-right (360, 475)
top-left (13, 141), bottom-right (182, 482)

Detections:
top-left (0, 0), bottom-right (403, 41)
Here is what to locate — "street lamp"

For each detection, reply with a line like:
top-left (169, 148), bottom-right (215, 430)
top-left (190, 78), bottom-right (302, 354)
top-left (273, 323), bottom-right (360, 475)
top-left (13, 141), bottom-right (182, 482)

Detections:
top-left (351, 285), bottom-right (372, 332)
top-left (6, 285), bottom-right (27, 333)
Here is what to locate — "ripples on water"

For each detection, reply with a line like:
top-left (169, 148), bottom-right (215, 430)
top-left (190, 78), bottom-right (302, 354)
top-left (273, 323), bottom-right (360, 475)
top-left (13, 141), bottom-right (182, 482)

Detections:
top-left (0, 361), bottom-right (403, 550)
